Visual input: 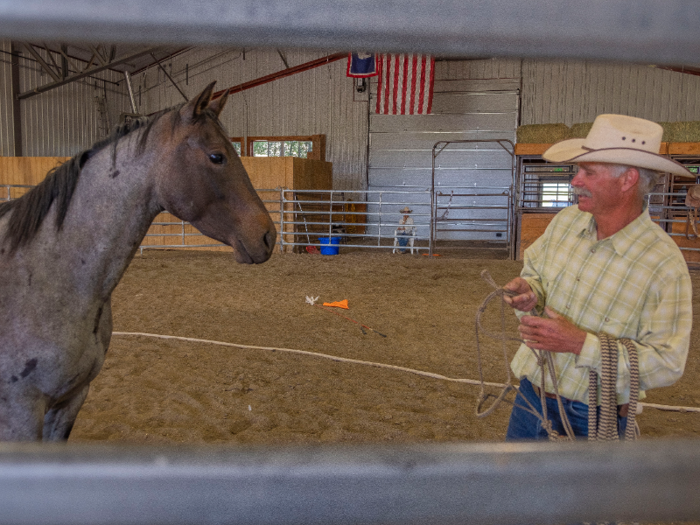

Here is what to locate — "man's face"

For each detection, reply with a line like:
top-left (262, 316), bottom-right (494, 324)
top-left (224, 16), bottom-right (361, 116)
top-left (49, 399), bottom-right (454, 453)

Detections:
top-left (570, 162), bottom-right (626, 215)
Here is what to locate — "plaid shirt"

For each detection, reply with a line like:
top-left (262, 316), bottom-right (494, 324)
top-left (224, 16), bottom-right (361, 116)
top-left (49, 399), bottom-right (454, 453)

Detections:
top-left (511, 205), bottom-right (693, 405)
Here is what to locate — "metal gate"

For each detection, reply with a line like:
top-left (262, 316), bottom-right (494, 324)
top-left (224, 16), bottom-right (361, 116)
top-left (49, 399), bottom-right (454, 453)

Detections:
top-left (430, 139), bottom-right (515, 257)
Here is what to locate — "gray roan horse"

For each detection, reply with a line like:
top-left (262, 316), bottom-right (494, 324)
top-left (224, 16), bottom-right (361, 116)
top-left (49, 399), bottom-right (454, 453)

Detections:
top-left (0, 82), bottom-right (276, 441)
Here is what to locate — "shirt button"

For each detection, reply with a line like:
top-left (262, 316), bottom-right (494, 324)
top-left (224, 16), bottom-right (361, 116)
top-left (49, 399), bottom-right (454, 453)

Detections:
top-left (566, 305), bottom-right (570, 309)
top-left (605, 317), bottom-right (610, 322)
top-left (591, 248), bottom-right (596, 253)
top-left (576, 278), bottom-right (580, 282)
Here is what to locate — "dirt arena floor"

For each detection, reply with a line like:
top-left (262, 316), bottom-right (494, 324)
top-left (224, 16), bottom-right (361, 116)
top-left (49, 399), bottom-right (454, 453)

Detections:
top-left (69, 247), bottom-right (700, 446)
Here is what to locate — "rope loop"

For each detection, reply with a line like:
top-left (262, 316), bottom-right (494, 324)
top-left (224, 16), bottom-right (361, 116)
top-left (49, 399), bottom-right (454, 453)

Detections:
top-left (474, 270), bottom-right (574, 440)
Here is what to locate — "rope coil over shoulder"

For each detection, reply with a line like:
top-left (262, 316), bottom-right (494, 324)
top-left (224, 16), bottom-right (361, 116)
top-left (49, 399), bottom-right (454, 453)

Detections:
top-left (475, 269), bottom-right (639, 442)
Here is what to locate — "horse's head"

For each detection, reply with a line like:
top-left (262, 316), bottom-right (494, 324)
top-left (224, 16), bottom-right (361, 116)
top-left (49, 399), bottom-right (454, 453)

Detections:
top-left (153, 82), bottom-right (276, 264)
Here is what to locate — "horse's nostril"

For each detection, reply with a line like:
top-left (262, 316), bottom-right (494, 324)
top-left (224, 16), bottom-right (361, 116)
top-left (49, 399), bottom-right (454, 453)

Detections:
top-left (264, 230), bottom-right (275, 251)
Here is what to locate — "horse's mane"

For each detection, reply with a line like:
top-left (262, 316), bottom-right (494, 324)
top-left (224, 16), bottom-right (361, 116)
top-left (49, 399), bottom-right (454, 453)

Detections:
top-left (0, 105), bottom-right (183, 253)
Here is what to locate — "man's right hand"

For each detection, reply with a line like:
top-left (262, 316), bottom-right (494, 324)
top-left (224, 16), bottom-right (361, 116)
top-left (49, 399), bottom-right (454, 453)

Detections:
top-left (502, 277), bottom-right (538, 312)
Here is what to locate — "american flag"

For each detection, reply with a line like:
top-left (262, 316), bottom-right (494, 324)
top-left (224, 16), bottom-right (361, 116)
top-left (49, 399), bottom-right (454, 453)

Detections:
top-left (375, 54), bottom-right (435, 115)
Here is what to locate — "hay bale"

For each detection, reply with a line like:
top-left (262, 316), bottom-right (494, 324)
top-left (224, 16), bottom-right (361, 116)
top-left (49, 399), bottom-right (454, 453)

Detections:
top-left (658, 122), bottom-right (676, 142)
top-left (662, 121), bottom-right (700, 143)
top-left (516, 124), bottom-right (570, 144)
top-left (568, 122), bottom-right (594, 139)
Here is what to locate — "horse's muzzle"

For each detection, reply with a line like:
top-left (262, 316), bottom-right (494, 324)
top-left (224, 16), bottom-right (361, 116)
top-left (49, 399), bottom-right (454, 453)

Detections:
top-left (232, 228), bottom-right (276, 264)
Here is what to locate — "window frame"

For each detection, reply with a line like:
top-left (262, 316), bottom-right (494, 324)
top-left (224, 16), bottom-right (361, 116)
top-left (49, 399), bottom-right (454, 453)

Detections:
top-left (232, 134), bottom-right (325, 161)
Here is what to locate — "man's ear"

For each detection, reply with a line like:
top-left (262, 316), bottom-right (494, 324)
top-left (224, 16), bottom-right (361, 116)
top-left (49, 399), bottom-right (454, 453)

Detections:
top-left (621, 167), bottom-right (640, 193)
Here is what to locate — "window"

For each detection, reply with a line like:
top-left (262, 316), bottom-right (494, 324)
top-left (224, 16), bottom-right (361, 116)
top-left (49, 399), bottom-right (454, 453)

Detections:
top-left (246, 135), bottom-right (325, 161)
top-left (252, 140), bottom-right (313, 158)
top-left (540, 181), bottom-right (571, 207)
top-left (230, 138), bottom-right (243, 156)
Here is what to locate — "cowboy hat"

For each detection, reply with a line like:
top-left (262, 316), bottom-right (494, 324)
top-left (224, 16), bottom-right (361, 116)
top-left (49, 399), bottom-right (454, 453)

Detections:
top-left (399, 206), bottom-right (412, 213)
top-left (543, 114), bottom-right (695, 178)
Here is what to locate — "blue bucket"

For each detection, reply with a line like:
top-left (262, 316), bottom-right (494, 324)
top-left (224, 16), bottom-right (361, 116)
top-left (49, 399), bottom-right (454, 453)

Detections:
top-left (318, 236), bottom-right (340, 255)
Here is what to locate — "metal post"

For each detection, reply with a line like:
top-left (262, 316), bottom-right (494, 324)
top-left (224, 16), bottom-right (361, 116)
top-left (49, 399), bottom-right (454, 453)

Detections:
top-left (430, 144), bottom-right (438, 255)
top-left (279, 188), bottom-right (285, 254)
top-left (328, 190), bottom-right (334, 237)
top-left (377, 191), bottom-right (383, 246)
top-left (123, 71), bottom-right (138, 114)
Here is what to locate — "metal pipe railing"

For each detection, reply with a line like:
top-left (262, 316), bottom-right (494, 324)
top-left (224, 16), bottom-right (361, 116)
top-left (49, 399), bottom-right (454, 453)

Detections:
top-left (2, 440), bottom-right (700, 525)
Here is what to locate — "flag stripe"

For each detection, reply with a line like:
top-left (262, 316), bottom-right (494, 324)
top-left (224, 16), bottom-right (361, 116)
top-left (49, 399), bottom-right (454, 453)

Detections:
top-left (375, 53), bottom-right (434, 115)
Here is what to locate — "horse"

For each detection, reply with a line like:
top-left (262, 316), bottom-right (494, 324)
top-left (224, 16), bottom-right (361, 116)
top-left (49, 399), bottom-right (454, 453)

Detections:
top-left (0, 82), bottom-right (276, 441)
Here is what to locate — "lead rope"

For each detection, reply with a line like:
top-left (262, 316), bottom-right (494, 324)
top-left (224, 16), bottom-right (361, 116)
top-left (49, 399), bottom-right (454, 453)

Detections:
top-left (476, 270), bottom-right (575, 441)
top-left (476, 270), bottom-right (639, 442)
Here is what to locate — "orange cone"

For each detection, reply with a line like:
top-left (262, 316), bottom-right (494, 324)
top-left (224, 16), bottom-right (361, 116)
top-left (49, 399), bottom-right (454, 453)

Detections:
top-left (322, 299), bottom-right (349, 309)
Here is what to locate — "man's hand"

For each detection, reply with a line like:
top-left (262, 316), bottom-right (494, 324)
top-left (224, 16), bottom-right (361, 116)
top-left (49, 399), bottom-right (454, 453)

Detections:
top-left (502, 277), bottom-right (538, 312)
top-left (518, 307), bottom-right (587, 355)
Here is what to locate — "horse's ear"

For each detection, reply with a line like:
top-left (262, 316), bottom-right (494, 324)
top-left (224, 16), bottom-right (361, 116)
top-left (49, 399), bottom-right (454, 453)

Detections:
top-left (186, 81), bottom-right (217, 119)
top-left (208, 88), bottom-right (229, 117)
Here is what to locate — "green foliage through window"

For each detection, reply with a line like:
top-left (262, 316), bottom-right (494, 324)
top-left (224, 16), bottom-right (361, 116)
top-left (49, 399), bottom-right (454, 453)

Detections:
top-left (253, 140), bottom-right (313, 158)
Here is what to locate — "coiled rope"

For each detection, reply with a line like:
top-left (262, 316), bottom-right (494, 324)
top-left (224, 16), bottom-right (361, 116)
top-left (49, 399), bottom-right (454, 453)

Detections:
top-left (590, 334), bottom-right (639, 441)
top-left (475, 270), bottom-right (639, 441)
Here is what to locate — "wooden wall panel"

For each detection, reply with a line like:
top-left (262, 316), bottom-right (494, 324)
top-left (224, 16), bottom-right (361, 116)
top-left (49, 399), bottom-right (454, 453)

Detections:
top-left (291, 158), bottom-right (332, 190)
top-left (241, 157), bottom-right (293, 189)
top-left (0, 156), bottom-right (70, 186)
top-left (517, 212), bottom-right (556, 260)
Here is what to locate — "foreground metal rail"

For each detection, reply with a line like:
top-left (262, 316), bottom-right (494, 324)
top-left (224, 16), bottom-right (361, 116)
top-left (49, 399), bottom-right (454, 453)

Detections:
top-left (1, 440), bottom-right (700, 525)
top-left (3, 1), bottom-right (700, 66)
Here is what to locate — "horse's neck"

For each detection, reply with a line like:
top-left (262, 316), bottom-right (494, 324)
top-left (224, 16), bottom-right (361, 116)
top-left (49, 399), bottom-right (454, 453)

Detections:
top-left (39, 145), bottom-right (161, 302)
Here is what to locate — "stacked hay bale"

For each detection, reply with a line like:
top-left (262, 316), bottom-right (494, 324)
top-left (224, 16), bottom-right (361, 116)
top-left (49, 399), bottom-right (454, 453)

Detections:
top-left (661, 121), bottom-right (700, 143)
top-left (517, 121), bottom-right (700, 144)
top-left (516, 124), bottom-right (570, 144)
top-left (568, 122), bottom-right (594, 139)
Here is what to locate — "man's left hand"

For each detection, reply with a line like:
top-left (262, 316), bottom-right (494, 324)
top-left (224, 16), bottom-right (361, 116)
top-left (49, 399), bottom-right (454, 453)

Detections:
top-left (518, 307), bottom-right (587, 355)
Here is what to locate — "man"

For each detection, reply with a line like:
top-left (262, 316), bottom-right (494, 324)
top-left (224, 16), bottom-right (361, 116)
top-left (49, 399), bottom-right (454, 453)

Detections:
top-left (504, 114), bottom-right (694, 440)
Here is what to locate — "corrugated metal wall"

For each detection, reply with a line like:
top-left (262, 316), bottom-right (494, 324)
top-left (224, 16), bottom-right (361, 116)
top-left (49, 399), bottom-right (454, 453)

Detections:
top-left (521, 59), bottom-right (700, 125)
top-left (138, 48), bottom-right (369, 191)
top-left (0, 40), bottom-right (15, 155)
top-left (0, 39), bottom-right (131, 158)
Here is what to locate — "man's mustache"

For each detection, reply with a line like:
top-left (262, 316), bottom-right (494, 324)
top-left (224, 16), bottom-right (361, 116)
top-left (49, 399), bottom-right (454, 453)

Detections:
top-left (573, 188), bottom-right (593, 198)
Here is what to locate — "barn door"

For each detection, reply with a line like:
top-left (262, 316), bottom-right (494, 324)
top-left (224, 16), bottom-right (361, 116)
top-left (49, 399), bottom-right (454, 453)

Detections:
top-left (367, 72), bottom-right (519, 254)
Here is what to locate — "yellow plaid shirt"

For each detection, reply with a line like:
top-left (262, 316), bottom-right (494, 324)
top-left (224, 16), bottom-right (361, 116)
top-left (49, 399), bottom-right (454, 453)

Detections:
top-left (511, 205), bottom-right (693, 405)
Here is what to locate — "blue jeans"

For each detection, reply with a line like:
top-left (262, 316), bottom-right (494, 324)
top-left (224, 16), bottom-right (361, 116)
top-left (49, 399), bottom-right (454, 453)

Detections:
top-left (506, 377), bottom-right (628, 441)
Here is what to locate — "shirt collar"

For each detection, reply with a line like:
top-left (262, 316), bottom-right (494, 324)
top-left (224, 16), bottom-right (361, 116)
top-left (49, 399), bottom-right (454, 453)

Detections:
top-left (578, 206), bottom-right (651, 256)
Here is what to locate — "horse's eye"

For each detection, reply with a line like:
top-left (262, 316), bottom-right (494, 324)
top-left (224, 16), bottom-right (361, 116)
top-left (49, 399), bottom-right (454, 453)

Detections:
top-left (209, 153), bottom-right (225, 165)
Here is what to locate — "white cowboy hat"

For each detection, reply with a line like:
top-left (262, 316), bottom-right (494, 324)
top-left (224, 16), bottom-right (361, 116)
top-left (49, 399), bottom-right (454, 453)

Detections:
top-left (543, 114), bottom-right (695, 178)
top-left (400, 206), bottom-right (412, 213)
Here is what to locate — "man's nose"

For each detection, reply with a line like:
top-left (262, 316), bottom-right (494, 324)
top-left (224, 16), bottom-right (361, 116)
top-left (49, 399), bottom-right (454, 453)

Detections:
top-left (571, 168), bottom-right (584, 186)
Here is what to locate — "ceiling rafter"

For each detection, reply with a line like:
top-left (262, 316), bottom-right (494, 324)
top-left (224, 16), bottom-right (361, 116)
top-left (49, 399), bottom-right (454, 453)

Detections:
top-left (17, 45), bottom-right (162, 100)
top-left (41, 42), bottom-right (63, 78)
top-left (89, 44), bottom-right (109, 66)
top-left (22, 43), bottom-right (60, 82)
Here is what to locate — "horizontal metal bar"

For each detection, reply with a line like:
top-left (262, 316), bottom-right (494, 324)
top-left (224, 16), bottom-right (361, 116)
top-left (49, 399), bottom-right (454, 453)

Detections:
top-left (284, 242), bottom-right (427, 249)
top-left (2, 0), bottom-right (700, 65)
top-left (139, 243), bottom-right (228, 249)
top-left (2, 440), bottom-right (700, 525)
top-left (436, 228), bottom-right (507, 233)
